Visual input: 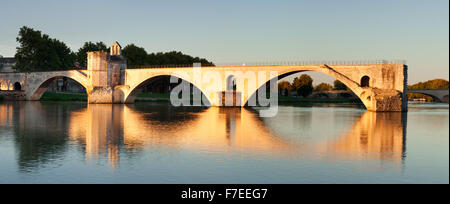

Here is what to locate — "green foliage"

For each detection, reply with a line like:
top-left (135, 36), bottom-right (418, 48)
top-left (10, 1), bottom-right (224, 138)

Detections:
top-left (278, 81), bottom-right (292, 91)
top-left (76, 42), bottom-right (108, 67)
top-left (278, 96), bottom-right (362, 105)
top-left (314, 83), bottom-right (333, 91)
top-left (278, 81), bottom-right (293, 96)
top-left (121, 43), bottom-right (215, 67)
top-left (333, 80), bottom-right (348, 90)
top-left (121, 44), bottom-right (148, 66)
top-left (407, 79), bottom-right (448, 102)
top-left (408, 79), bottom-right (449, 90)
top-left (40, 92), bottom-right (87, 101)
top-left (14, 26), bottom-right (75, 71)
top-left (137, 93), bottom-right (171, 99)
top-left (12, 26), bottom-right (215, 71)
top-left (297, 84), bottom-right (313, 97)
top-left (146, 51), bottom-right (215, 67)
top-left (293, 74), bottom-right (313, 90)
top-left (293, 74), bottom-right (314, 97)
top-left (293, 77), bottom-right (301, 90)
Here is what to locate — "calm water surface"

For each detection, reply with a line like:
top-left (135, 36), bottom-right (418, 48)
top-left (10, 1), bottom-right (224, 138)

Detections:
top-left (0, 102), bottom-right (448, 184)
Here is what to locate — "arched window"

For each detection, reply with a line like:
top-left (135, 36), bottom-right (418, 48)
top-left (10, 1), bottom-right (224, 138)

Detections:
top-left (361, 76), bottom-right (370, 87)
top-left (14, 82), bottom-right (22, 91)
top-left (227, 75), bottom-right (237, 91)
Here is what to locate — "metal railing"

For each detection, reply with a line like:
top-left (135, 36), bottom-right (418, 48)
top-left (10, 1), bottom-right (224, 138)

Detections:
top-left (212, 60), bottom-right (406, 67)
top-left (128, 59), bottom-right (406, 69)
top-left (127, 64), bottom-right (215, 69)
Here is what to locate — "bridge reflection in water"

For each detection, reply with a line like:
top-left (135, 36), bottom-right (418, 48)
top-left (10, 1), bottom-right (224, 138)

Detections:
top-left (316, 112), bottom-right (406, 163)
top-left (0, 103), bottom-right (407, 171)
top-left (67, 105), bottom-right (407, 168)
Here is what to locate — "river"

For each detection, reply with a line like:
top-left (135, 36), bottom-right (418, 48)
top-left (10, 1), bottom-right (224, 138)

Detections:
top-left (0, 102), bottom-right (448, 184)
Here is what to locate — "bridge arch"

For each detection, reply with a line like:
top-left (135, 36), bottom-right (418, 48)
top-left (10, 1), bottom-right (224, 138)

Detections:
top-left (124, 74), bottom-right (212, 106)
top-left (27, 72), bottom-right (90, 101)
top-left (407, 90), bottom-right (449, 103)
top-left (242, 66), bottom-right (369, 109)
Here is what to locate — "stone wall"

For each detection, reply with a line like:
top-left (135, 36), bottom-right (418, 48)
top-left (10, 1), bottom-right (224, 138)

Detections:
top-left (88, 87), bottom-right (113, 103)
top-left (0, 90), bottom-right (26, 100)
top-left (0, 62), bottom-right (408, 112)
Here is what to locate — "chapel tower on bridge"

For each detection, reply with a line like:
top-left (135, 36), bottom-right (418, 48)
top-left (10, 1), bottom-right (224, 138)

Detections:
top-left (87, 42), bottom-right (127, 103)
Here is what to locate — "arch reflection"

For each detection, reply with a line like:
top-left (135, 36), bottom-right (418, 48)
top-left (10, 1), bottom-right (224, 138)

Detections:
top-left (68, 105), bottom-right (296, 168)
top-left (68, 105), bottom-right (408, 168)
top-left (317, 111), bottom-right (407, 163)
top-left (0, 102), bottom-right (409, 171)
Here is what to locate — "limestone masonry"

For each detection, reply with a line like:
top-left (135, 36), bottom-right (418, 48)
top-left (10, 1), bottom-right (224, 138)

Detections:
top-left (0, 42), bottom-right (413, 112)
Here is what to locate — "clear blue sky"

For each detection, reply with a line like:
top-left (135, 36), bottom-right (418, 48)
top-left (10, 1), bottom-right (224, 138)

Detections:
top-left (0, 0), bottom-right (448, 84)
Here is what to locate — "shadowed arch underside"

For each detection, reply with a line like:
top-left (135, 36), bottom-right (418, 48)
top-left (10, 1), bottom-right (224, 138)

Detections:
top-left (407, 89), bottom-right (450, 103)
top-left (124, 74), bottom-right (212, 106)
top-left (240, 65), bottom-right (405, 112)
top-left (244, 69), bottom-right (367, 108)
top-left (121, 64), bottom-right (406, 111)
top-left (29, 75), bottom-right (89, 101)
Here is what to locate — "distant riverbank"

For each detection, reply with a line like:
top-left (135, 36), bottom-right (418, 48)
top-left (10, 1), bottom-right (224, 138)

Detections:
top-left (35, 92), bottom-right (362, 105)
top-left (39, 92), bottom-right (171, 102)
top-left (40, 92), bottom-right (87, 101)
top-left (278, 96), bottom-right (361, 105)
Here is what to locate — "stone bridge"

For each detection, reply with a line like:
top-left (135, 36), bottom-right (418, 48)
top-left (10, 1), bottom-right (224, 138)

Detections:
top-left (0, 42), bottom-right (408, 112)
top-left (408, 89), bottom-right (449, 103)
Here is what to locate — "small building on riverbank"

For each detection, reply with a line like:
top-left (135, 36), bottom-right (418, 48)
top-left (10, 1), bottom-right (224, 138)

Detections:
top-left (0, 56), bottom-right (16, 73)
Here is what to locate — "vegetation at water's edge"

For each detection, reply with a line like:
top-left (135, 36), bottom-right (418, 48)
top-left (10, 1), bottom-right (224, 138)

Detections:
top-left (36, 92), bottom-right (362, 104)
top-left (408, 79), bottom-right (449, 90)
top-left (278, 75), bottom-right (349, 97)
top-left (40, 92), bottom-right (87, 102)
top-left (39, 92), bottom-right (173, 102)
top-left (278, 96), bottom-right (362, 104)
top-left (137, 93), bottom-right (171, 99)
top-left (135, 93), bottom-right (171, 103)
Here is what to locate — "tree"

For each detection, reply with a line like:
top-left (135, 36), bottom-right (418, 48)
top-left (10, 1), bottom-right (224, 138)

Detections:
top-left (120, 44), bottom-right (215, 67)
top-left (76, 42), bottom-right (107, 67)
top-left (14, 26), bottom-right (75, 71)
top-left (293, 74), bottom-right (314, 97)
top-left (408, 79), bottom-right (449, 90)
top-left (297, 84), bottom-right (314, 97)
top-left (314, 83), bottom-right (333, 91)
top-left (278, 81), bottom-right (293, 96)
top-left (121, 44), bottom-right (149, 66)
top-left (333, 80), bottom-right (348, 90)
top-left (147, 51), bottom-right (214, 66)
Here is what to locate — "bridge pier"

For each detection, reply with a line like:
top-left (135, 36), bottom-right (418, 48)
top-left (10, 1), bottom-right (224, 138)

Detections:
top-left (360, 88), bottom-right (405, 112)
top-left (86, 42), bottom-right (127, 104)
